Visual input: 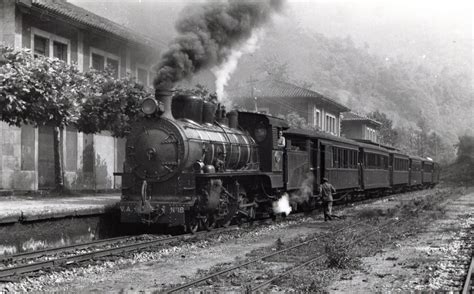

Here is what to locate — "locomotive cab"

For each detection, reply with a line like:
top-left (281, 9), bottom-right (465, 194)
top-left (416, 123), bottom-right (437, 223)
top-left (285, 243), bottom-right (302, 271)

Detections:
top-left (238, 112), bottom-right (289, 188)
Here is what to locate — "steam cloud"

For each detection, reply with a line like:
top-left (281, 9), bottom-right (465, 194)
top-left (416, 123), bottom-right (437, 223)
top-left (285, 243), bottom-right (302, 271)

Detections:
top-left (153, 0), bottom-right (284, 90)
top-left (273, 193), bottom-right (292, 216)
top-left (211, 29), bottom-right (263, 106)
top-left (290, 173), bottom-right (314, 204)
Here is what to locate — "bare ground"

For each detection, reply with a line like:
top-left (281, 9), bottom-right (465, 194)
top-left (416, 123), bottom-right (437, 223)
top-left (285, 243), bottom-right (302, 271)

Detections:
top-left (331, 188), bottom-right (474, 293)
top-left (1, 186), bottom-right (471, 293)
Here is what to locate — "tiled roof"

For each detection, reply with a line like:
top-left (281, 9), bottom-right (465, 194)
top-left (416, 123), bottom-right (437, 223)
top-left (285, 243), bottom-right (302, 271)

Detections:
top-left (228, 79), bottom-right (350, 112)
top-left (25, 0), bottom-right (162, 48)
top-left (342, 112), bottom-right (381, 126)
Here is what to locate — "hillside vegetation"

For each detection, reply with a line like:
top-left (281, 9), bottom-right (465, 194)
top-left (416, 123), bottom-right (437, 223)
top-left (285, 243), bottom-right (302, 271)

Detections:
top-left (71, 0), bottom-right (473, 164)
top-left (441, 135), bottom-right (474, 185)
top-left (229, 18), bottom-right (472, 152)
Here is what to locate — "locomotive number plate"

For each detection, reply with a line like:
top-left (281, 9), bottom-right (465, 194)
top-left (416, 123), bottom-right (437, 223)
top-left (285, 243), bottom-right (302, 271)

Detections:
top-left (120, 203), bottom-right (185, 214)
top-left (170, 206), bottom-right (185, 214)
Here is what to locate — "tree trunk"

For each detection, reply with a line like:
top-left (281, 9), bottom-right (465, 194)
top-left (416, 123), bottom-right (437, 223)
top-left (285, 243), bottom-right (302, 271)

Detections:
top-left (53, 126), bottom-right (64, 192)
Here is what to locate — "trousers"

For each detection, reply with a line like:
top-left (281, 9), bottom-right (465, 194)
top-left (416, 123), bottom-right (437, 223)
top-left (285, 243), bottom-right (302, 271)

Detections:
top-left (323, 200), bottom-right (333, 221)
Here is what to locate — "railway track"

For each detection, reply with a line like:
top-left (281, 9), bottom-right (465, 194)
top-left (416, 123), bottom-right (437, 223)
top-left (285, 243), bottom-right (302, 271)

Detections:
top-left (458, 223), bottom-right (474, 294)
top-left (0, 235), bottom-right (132, 263)
top-left (0, 188), bottom-right (438, 284)
top-left (0, 212), bottom-right (306, 281)
top-left (249, 218), bottom-right (404, 292)
top-left (164, 218), bottom-right (400, 293)
top-left (429, 221), bottom-right (474, 292)
top-left (0, 227), bottom-right (238, 281)
top-left (463, 255), bottom-right (474, 294)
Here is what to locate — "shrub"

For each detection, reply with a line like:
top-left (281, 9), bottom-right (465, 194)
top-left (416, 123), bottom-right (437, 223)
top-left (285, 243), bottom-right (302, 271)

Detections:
top-left (324, 237), bottom-right (360, 269)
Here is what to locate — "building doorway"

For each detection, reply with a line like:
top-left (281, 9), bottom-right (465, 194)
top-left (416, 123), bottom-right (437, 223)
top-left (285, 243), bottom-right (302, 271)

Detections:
top-left (38, 126), bottom-right (55, 189)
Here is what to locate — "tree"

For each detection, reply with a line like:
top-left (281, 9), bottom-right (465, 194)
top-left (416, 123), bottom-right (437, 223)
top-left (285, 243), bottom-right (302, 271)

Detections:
top-left (258, 55), bottom-right (290, 81)
top-left (175, 84), bottom-right (217, 103)
top-left (0, 46), bottom-right (85, 191)
top-left (367, 110), bottom-right (398, 146)
top-left (76, 69), bottom-right (151, 138)
top-left (456, 135), bottom-right (474, 162)
top-left (277, 111), bottom-right (319, 131)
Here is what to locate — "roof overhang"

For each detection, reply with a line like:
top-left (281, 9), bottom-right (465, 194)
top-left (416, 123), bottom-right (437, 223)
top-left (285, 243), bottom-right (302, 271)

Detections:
top-left (16, 0), bottom-right (163, 51)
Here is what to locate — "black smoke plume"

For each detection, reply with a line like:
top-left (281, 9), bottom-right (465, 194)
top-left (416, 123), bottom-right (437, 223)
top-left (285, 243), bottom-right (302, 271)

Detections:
top-left (153, 0), bottom-right (284, 89)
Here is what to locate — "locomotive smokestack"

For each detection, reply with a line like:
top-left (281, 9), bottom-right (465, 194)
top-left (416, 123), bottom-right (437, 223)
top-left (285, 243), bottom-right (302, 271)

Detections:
top-left (155, 87), bottom-right (174, 119)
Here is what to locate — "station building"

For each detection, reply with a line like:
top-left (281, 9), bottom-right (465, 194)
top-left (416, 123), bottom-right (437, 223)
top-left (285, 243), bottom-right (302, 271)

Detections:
top-left (341, 112), bottom-right (381, 143)
top-left (228, 79), bottom-right (350, 137)
top-left (0, 0), bottom-right (161, 192)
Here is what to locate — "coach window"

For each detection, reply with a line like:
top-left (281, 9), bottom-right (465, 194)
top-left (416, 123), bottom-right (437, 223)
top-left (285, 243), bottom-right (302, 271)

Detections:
top-left (290, 138), bottom-right (306, 151)
top-left (368, 153), bottom-right (379, 169)
top-left (338, 149), bottom-right (343, 168)
top-left (342, 149), bottom-right (347, 168)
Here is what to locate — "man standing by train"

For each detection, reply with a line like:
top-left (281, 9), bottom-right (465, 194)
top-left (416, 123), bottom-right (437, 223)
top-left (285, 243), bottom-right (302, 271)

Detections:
top-left (320, 177), bottom-right (336, 221)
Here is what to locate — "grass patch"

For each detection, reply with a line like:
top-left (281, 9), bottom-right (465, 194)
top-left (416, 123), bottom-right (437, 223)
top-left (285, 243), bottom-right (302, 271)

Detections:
top-left (356, 208), bottom-right (386, 219)
top-left (324, 236), bottom-right (361, 269)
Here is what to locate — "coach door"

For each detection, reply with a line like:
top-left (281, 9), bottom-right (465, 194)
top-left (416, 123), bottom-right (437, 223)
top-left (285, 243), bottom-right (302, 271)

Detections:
top-left (285, 137), bottom-right (311, 191)
top-left (320, 143), bottom-right (326, 183)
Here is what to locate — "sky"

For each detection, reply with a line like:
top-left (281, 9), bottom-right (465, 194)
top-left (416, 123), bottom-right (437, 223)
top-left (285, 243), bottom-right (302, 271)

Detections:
top-left (68, 0), bottom-right (472, 140)
top-left (69, 0), bottom-right (473, 46)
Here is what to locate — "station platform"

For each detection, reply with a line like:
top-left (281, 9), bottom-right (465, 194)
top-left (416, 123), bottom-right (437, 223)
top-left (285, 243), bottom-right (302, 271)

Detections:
top-left (0, 193), bottom-right (120, 224)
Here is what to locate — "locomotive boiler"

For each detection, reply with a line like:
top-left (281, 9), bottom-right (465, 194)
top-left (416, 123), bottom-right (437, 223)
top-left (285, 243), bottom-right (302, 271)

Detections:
top-left (119, 89), bottom-right (264, 231)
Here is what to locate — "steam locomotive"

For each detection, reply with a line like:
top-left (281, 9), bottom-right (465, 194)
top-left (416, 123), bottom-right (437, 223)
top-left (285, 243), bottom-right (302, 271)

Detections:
top-left (118, 89), bottom-right (440, 232)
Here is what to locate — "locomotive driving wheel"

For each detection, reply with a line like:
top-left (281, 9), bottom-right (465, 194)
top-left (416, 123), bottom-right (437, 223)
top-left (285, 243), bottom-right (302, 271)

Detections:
top-left (216, 184), bottom-right (239, 228)
top-left (186, 212), bottom-right (216, 233)
top-left (201, 214), bottom-right (216, 231)
top-left (186, 213), bottom-right (199, 234)
top-left (241, 197), bottom-right (256, 221)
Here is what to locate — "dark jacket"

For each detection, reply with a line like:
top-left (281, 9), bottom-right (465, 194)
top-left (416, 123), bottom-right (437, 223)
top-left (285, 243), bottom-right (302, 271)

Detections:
top-left (320, 182), bottom-right (336, 201)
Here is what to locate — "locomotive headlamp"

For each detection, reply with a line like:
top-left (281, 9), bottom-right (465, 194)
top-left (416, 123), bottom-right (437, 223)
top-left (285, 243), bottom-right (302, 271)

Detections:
top-left (141, 98), bottom-right (158, 115)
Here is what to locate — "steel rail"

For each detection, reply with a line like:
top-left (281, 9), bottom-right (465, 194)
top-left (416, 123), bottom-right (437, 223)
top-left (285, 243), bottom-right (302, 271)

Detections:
top-left (0, 188), bottom-right (425, 282)
top-left (0, 211), bottom-right (305, 279)
top-left (165, 219), bottom-right (371, 293)
top-left (250, 219), bottom-right (403, 292)
top-left (462, 255), bottom-right (474, 294)
top-left (0, 235), bottom-right (133, 263)
top-left (0, 226), bottom-right (238, 279)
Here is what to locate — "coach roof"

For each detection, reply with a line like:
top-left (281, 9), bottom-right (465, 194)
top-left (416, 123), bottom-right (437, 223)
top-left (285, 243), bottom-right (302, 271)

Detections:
top-left (285, 128), bottom-right (392, 154)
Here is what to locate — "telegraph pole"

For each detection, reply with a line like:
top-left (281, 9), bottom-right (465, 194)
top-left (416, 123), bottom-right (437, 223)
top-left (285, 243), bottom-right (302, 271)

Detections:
top-left (247, 74), bottom-right (259, 112)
